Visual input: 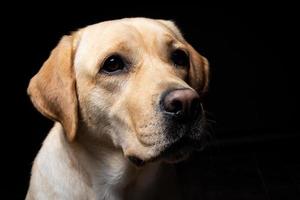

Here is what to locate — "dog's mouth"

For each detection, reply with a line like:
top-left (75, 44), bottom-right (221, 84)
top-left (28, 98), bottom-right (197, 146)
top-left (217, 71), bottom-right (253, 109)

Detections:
top-left (127, 137), bottom-right (205, 167)
top-left (127, 117), bottom-right (209, 167)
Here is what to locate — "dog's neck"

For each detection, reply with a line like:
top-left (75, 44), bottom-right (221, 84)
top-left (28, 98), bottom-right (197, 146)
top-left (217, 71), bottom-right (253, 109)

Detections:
top-left (46, 123), bottom-right (161, 200)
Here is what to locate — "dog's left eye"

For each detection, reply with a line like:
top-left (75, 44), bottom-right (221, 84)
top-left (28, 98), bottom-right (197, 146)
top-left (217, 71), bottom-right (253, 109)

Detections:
top-left (171, 49), bottom-right (190, 68)
top-left (101, 55), bottom-right (125, 74)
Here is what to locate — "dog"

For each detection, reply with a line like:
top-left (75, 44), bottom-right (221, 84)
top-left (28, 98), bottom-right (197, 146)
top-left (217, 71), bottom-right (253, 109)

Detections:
top-left (26, 17), bottom-right (209, 200)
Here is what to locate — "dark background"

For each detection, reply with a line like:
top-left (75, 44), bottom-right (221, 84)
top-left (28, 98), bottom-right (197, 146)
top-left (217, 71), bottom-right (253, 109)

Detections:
top-left (2, 5), bottom-right (299, 199)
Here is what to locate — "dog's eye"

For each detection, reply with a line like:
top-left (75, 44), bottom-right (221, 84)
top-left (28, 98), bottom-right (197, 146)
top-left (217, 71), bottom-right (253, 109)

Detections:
top-left (171, 49), bottom-right (189, 67)
top-left (101, 55), bottom-right (125, 74)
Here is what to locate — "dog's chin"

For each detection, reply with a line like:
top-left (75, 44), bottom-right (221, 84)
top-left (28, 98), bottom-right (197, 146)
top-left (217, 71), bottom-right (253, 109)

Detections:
top-left (127, 150), bottom-right (190, 167)
top-left (159, 137), bottom-right (199, 164)
top-left (127, 137), bottom-right (202, 167)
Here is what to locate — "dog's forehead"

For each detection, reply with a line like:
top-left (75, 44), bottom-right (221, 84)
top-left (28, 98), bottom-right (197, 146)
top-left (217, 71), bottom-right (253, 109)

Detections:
top-left (80, 18), bottom-right (183, 46)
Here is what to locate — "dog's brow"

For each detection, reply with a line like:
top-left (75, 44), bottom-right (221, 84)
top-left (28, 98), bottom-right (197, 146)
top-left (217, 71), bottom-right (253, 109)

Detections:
top-left (109, 41), bottom-right (131, 52)
top-left (163, 35), bottom-right (186, 50)
top-left (164, 34), bottom-right (176, 45)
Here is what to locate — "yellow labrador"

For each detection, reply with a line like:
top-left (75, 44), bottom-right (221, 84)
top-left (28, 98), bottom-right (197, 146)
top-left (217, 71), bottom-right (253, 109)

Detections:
top-left (26, 17), bottom-right (209, 200)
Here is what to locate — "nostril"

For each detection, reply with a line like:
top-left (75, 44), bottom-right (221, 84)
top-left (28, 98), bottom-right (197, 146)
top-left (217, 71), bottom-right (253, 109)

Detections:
top-left (170, 99), bottom-right (183, 115)
top-left (162, 90), bottom-right (184, 115)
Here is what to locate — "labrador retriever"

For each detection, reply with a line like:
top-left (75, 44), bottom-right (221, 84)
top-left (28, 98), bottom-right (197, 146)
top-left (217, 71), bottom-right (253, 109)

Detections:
top-left (26, 17), bottom-right (209, 200)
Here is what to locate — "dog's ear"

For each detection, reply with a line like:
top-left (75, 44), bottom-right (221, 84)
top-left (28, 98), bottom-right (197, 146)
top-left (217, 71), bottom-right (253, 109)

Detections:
top-left (27, 36), bottom-right (78, 141)
top-left (188, 44), bottom-right (209, 95)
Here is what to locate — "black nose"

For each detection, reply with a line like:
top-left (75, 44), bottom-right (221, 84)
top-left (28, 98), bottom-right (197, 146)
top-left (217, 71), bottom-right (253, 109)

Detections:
top-left (161, 89), bottom-right (202, 121)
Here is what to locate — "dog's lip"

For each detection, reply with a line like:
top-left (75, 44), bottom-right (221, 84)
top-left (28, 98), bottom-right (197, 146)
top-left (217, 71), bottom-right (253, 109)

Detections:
top-left (126, 138), bottom-right (201, 166)
top-left (127, 131), bottom-right (206, 166)
top-left (127, 155), bottom-right (146, 167)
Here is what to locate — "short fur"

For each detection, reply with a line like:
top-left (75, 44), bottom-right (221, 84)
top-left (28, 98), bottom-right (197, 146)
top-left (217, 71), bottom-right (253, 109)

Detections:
top-left (26, 18), bottom-right (209, 200)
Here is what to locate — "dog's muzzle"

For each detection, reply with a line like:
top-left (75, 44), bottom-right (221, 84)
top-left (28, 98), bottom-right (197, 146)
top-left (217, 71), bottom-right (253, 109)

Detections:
top-left (127, 88), bottom-right (206, 167)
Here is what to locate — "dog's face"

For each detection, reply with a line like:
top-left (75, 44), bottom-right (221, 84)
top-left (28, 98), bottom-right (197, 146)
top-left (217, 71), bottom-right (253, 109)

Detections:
top-left (28, 18), bottom-right (209, 165)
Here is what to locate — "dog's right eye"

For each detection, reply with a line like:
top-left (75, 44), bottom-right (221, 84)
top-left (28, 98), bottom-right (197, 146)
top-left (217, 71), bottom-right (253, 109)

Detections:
top-left (101, 55), bottom-right (125, 74)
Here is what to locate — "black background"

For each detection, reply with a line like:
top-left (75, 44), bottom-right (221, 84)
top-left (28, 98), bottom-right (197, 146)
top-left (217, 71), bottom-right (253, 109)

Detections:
top-left (2, 5), bottom-right (299, 199)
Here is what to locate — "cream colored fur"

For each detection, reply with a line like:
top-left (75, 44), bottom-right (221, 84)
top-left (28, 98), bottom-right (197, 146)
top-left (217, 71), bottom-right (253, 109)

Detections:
top-left (26, 18), bottom-right (209, 200)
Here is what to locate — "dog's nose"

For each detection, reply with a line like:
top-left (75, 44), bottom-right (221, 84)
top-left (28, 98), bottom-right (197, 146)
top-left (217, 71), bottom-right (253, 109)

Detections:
top-left (162, 89), bottom-right (202, 121)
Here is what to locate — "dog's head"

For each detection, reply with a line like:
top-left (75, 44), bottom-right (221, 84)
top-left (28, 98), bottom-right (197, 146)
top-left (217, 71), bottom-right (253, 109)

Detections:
top-left (28, 18), bottom-right (209, 166)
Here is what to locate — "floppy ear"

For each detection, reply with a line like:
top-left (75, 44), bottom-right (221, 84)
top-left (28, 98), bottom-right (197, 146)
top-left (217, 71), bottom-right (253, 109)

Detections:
top-left (188, 44), bottom-right (209, 95)
top-left (27, 36), bottom-right (78, 141)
